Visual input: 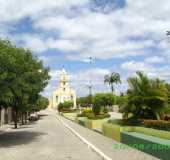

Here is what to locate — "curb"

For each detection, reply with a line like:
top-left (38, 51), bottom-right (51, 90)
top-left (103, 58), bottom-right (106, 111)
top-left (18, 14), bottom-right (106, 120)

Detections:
top-left (57, 116), bottom-right (112, 160)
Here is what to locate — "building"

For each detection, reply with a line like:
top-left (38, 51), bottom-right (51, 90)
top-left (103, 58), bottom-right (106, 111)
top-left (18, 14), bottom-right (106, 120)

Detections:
top-left (0, 107), bottom-right (13, 127)
top-left (51, 69), bottom-right (76, 109)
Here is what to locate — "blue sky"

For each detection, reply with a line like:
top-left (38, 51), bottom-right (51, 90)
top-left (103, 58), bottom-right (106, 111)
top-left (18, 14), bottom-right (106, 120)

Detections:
top-left (0, 0), bottom-right (170, 97)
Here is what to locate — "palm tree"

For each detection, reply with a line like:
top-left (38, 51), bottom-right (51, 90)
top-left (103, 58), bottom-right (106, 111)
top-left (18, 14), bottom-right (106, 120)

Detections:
top-left (104, 72), bottom-right (121, 94)
top-left (122, 71), bottom-right (168, 120)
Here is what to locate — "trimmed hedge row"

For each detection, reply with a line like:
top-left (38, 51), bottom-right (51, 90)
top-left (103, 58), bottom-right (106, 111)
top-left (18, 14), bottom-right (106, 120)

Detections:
top-left (142, 119), bottom-right (170, 131)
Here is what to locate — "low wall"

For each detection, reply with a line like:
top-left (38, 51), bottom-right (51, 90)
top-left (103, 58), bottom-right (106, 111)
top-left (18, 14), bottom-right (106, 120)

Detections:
top-left (85, 119), bottom-right (109, 130)
top-left (102, 123), bottom-right (125, 142)
top-left (121, 131), bottom-right (170, 160)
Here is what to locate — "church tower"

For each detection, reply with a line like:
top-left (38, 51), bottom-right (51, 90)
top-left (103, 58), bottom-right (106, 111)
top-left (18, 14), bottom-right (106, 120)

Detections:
top-left (51, 69), bottom-right (76, 109)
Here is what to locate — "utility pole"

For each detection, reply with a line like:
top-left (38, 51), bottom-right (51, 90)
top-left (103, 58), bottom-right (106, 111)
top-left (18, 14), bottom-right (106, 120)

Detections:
top-left (86, 57), bottom-right (95, 107)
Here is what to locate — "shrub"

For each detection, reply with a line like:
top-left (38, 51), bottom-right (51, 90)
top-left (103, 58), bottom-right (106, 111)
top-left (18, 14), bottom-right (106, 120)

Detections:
top-left (142, 119), bottom-right (170, 131)
top-left (77, 108), bottom-right (110, 120)
top-left (87, 113), bottom-right (110, 120)
top-left (62, 101), bottom-right (74, 109)
top-left (103, 107), bottom-right (109, 113)
top-left (77, 108), bottom-right (93, 117)
top-left (58, 103), bottom-right (64, 112)
top-left (108, 118), bottom-right (142, 126)
top-left (58, 101), bottom-right (74, 112)
top-left (121, 72), bottom-right (168, 120)
top-left (164, 115), bottom-right (170, 121)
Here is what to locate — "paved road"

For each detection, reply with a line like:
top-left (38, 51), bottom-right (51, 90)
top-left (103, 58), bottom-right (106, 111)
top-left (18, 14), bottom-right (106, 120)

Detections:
top-left (59, 114), bottom-right (159, 160)
top-left (0, 110), bottom-right (102, 160)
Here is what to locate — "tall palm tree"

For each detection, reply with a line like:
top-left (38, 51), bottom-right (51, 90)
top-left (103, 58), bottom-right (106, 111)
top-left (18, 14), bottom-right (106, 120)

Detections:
top-left (104, 72), bottom-right (121, 94)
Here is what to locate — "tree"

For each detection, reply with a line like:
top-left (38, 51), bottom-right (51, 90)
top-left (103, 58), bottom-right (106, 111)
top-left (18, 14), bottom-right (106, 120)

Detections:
top-left (104, 72), bottom-right (121, 94)
top-left (36, 96), bottom-right (49, 112)
top-left (92, 93), bottom-right (114, 107)
top-left (121, 71), bottom-right (168, 120)
top-left (92, 93), bottom-right (114, 115)
top-left (58, 101), bottom-right (74, 112)
top-left (165, 83), bottom-right (170, 114)
top-left (0, 39), bottom-right (50, 128)
top-left (77, 96), bottom-right (93, 108)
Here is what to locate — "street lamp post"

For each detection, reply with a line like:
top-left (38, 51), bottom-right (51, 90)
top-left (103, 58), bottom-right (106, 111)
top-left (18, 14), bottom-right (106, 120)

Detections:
top-left (87, 57), bottom-right (95, 108)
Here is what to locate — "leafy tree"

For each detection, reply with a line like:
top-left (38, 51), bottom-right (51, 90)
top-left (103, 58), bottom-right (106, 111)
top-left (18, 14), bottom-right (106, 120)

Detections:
top-left (121, 71), bottom-right (168, 120)
top-left (36, 96), bottom-right (49, 111)
top-left (0, 40), bottom-right (50, 128)
top-left (165, 83), bottom-right (170, 114)
top-left (77, 95), bottom-right (92, 108)
top-left (93, 93), bottom-right (115, 107)
top-left (58, 101), bottom-right (74, 112)
top-left (62, 101), bottom-right (74, 109)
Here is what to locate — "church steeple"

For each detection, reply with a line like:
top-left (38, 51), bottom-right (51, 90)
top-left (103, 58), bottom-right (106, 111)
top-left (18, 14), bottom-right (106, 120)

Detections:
top-left (51, 68), bottom-right (77, 108)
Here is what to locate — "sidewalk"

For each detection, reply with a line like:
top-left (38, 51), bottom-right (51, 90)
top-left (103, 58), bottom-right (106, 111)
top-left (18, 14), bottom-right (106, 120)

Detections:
top-left (0, 124), bottom-right (12, 135)
top-left (59, 114), bottom-right (159, 160)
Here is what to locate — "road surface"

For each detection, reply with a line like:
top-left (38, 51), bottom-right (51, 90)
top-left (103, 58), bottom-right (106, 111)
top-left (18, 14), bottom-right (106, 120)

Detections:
top-left (0, 110), bottom-right (101, 160)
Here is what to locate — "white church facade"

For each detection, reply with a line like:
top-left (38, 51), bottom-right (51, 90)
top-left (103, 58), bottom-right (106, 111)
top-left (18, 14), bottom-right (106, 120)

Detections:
top-left (50, 69), bottom-right (76, 109)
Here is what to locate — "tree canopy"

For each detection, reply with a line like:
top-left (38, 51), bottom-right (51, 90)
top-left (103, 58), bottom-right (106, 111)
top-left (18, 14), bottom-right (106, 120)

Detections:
top-left (121, 71), bottom-right (168, 120)
top-left (0, 39), bottom-right (50, 128)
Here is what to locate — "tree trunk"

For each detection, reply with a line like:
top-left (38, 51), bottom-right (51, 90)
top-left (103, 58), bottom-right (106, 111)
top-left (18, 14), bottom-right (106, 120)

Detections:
top-left (24, 112), bottom-right (27, 124)
top-left (21, 112), bottom-right (24, 125)
top-left (111, 84), bottom-right (114, 94)
top-left (14, 108), bottom-right (18, 129)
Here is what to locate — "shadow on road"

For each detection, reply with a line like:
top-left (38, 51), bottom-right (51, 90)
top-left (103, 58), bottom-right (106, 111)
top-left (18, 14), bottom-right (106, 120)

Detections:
top-left (0, 131), bottom-right (46, 147)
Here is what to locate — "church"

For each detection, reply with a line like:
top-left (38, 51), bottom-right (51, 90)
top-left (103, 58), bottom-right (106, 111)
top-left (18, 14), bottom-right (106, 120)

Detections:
top-left (51, 69), bottom-right (76, 109)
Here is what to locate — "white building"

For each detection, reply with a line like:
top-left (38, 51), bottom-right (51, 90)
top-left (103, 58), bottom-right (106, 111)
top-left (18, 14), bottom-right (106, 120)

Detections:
top-left (51, 69), bottom-right (76, 109)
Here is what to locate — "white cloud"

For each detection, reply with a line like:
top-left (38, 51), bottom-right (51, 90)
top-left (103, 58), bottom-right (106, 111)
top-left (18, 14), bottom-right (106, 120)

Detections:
top-left (1, 0), bottom-right (170, 97)
top-left (121, 61), bottom-right (153, 73)
top-left (0, 0), bottom-right (89, 22)
top-left (121, 60), bottom-right (170, 82)
top-left (145, 56), bottom-right (165, 64)
top-left (47, 39), bottom-right (84, 52)
top-left (33, 0), bottom-right (170, 61)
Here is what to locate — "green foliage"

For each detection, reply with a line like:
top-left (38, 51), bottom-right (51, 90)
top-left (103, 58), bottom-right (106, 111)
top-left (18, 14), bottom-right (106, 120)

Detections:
top-left (93, 93), bottom-right (115, 106)
top-left (102, 107), bottom-right (109, 113)
top-left (77, 107), bottom-right (110, 119)
top-left (87, 113), bottom-right (110, 120)
top-left (104, 72), bottom-right (121, 94)
top-left (35, 96), bottom-right (49, 112)
top-left (77, 95), bottom-right (92, 108)
top-left (58, 103), bottom-right (64, 112)
top-left (77, 108), bottom-right (93, 117)
top-left (92, 101), bottom-right (101, 115)
top-left (62, 101), bottom-right (74, 108)
top-left (58, 101), bottom-right (74, 112)
top-left (92, 93), bottom-right (115, 115)
top-left (142, 119), bottom-right (170, 131)
top-left (121, 71), bottom-right (168, 120)
top-left (0, 39), bottom-right (50, 128)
